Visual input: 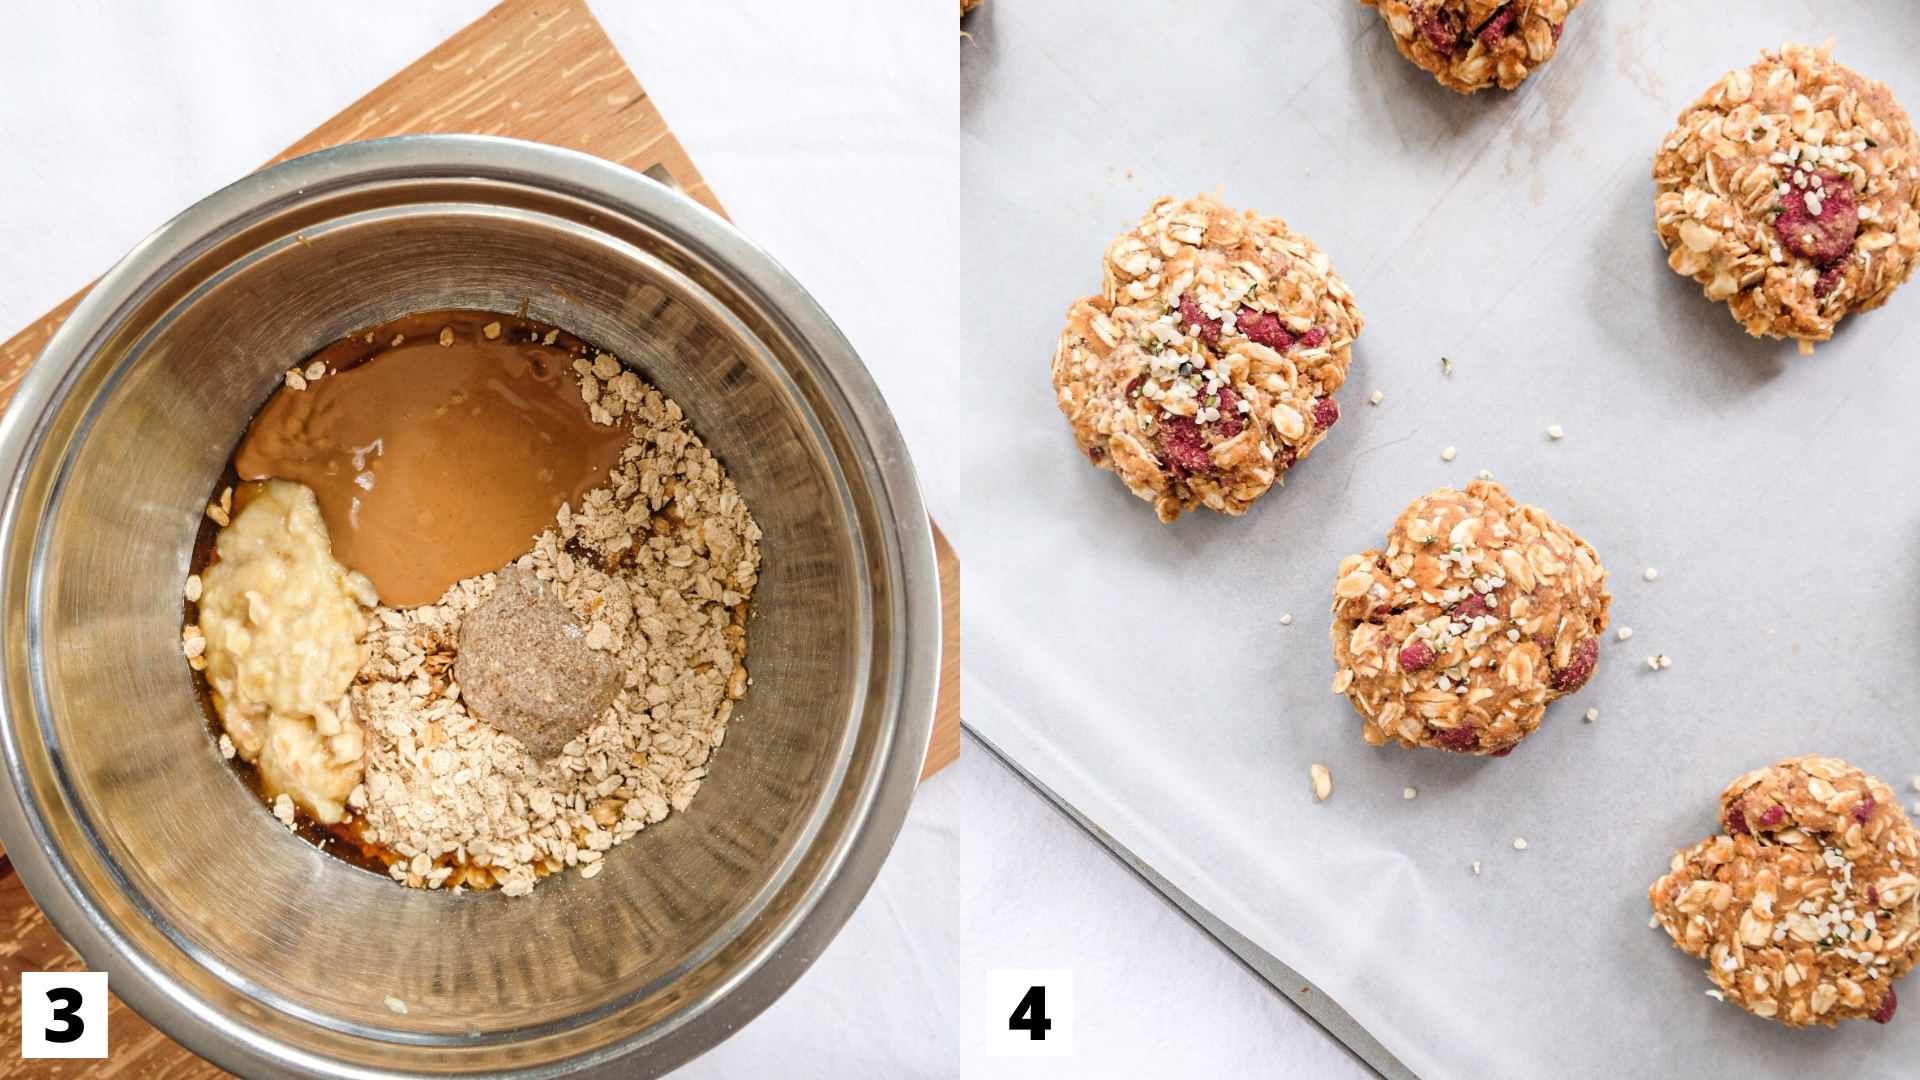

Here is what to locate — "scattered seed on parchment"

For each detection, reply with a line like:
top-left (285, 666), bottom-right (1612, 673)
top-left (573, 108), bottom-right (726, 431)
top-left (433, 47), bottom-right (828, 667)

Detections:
top-left (384, 996), bottom-right (408, 1015)
top-left (1649, 914), bottom-right (1661, 929)
top-left (1369, 390), bottom-right (1383, 405)
top-left (1403, 787), bottom-right (1417, 800)
top-left (1911, 775), bottom-right (1920, 792)
top-left (1644, 568), bottom-right (1658, 581)
top-left (1280, 614), bottom-right (1293, 625)
top-left (1513, 838), bottom-right (1528, 850)
top-left (1441, 357), bottom-right (1453, 374)
top-left (1441, 446), bottom-right (1457, 461)
top-left (1648, 654), bottom-right (1671, 670)
top-left (1547, 425), bottom-right (1564, 439)
top-left (1706, 989), bottom-right (1726, 1002)
top-left (1310, 763), bottom-right (1332, 801)
top-left (1478, 469), bottom-right (1492, 480)
top-left (1617, 627), bottom-right (1633, 641)
top-left (1473, 861), bottom-right (1482, 875)
top-left (1584, 708), bottom-right (1598, 722)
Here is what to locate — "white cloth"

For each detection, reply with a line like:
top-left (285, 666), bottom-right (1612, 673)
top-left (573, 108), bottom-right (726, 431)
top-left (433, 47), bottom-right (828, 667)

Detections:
top-left (0, 3), bottom-right (956, 1076)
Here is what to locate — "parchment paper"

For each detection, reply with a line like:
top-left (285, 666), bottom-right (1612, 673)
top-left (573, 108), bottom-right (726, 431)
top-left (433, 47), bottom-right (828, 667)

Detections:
top-left (958, 2), bottom-right (1920, 1077)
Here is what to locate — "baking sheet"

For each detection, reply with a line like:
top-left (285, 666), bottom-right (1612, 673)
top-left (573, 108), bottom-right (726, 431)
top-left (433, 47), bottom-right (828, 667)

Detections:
top-left (957, 2), bottom-right (1920, 1077)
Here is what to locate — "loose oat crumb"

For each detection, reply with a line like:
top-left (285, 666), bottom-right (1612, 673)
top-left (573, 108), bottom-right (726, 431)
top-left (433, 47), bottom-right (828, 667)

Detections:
top-left (1911, 800), bottom-right (1920, 816)
top-left (543, 329), bottom-right (558, 345)
top-left (1706, 989), bottom-right (1726, 1002)
top-left (384, 995), bottom-right (408, 1015)
top-left (1644, 568), bottom-right (1658, 580)
top-left (1513, 837), bottom-right (1527, 850)
top-left (304, 361), bottom-right (326, 381)
top-left (272, 793), bottom-right (297, 830)
top-left (1441, 446), bottom-right (1457, 461)
top-left (184, 574), bottom-right (202, 603)
top-left (580, 859), bottom-right (604, 879)
top-left (1650, 914), bottom-right (1660, 929)
top-left (1911, 775), bottom-right (1920, 792)
top-left (1658, 654), bottom-right (1672, 668)
top-left (391, 335), bottom-right (405, 347)
top-left (1547, 425), bottom-right (1564, 439)
top-left (1617, 626), bottom-right (1633, 640)
top-left (1369, 390), bottom-right (1383, 405)
top-left (1584, 708), bottom-right (1598, 722)
top-left (1310, 763), bottom-right (1332, 801)
top-left (483, 321), bottom-right (502, 340)
top-left (439, 327), bottom-right (454, 347)
top-left (1280, 614), bottom-right (1293, 625)
top-left (284, 369), bottom-right (308, 392)
top-left (1441, 357), bottom-right (1452, 374)
top-left (1477, 469), bottom-right (1492, 480)
top-left (1473, 861), bottom-right (1482, 874)
top-left (1403, 787), bottom-right (1417, 800)
top-left (218, 733), bottom-right (235, 759)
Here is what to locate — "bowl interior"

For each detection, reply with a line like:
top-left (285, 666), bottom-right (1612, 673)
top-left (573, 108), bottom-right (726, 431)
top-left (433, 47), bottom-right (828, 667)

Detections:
top-left (21, 176), bottom-right (888, 1068)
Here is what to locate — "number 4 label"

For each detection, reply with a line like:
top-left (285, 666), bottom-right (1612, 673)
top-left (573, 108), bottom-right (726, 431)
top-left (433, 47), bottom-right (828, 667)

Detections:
top-left (983, 970), bottom-right (1072, 1056)
top-left (21, 972), bottom-right (108, 1058)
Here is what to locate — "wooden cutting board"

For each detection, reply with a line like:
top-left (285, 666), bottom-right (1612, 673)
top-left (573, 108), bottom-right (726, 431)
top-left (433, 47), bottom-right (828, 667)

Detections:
top-left (0, 1), bottom-right (958, 1073)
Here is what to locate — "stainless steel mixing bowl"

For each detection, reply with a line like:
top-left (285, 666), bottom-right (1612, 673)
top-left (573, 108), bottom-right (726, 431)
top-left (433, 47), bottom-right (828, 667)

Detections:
top-left (0, 134), bottom-right (938, 1077)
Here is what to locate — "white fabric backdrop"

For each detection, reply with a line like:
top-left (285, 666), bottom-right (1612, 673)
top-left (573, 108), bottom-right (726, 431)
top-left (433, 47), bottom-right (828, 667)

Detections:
top-left (0, 2), bottom-right (956, 1076)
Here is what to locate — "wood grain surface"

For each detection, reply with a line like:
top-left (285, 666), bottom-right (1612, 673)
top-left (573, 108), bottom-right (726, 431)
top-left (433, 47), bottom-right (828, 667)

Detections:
top-left (0, 0), bottom-right (957, 1072)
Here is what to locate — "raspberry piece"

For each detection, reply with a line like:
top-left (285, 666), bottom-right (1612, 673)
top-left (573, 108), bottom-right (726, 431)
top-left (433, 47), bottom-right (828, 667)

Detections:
top-left (1853, 796), bottom-right (1876, 824)
top-left (1312, 397), bottom-right (1340, 430)
top-left (1452, 593), bottom-right (1489, 620)
top-left (1490, 744), bottom-right (1515, 758)
top-left (1724, 807), bottom-right (1750, 836)
top-left (1213, 385), bottom-right (1245, 438)
top-left (1399, 639), bottom-right (1436, 671)
top-left (1816, 259), bottom-right (1848, 299)
top-left (1476, 4), bottom-right (1515, 46)
top-left (1550, 21), bottom-right (1563, 42)
top-left (1874, 987), bottom-right (1897, 1024)
top-left (1868, 885), bottom-right (1881, 908)
top-left (1157, 413), bottom-right (1214, 476)
top-left (1086, 446), bottom-right (1105, 465)
top-left (1236, 307), bottom-right (1294, 352)
top-left (1436, 725), bottom-right (1477, 752)
top-left (1551, 637), bottom-right (1598, 691)
top-left (1773, 171), bottom-right (1859, 267)
top-left (1178, 294), bottom-right (1222, 348)
top-left (1296, 325), bottom-right (1328, 349)
top-left (1758, 803), bottom-right (1785, 828)
top-left (1419, 15), bottom-right (1458, 54)
top-left (1371, 604), bottom-right (1391, 617)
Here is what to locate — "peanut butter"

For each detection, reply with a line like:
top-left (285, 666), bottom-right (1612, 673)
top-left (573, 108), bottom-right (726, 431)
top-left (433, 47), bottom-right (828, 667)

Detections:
top-left (234, 311), bottom-right (630, 607)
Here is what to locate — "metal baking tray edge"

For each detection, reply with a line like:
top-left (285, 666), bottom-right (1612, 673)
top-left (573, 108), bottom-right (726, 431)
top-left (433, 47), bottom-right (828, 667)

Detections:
top-left (963, 723), bottom-right (1417, 1080)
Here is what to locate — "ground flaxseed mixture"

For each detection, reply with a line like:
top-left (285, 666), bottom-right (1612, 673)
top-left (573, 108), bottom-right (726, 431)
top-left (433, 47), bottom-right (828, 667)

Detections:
top-left (345, 354), bottom-right (760, 895)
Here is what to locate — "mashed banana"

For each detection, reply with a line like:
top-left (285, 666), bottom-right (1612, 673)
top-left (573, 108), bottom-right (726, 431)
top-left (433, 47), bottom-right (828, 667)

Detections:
top-left (196, 479), bottom-right (377, 823)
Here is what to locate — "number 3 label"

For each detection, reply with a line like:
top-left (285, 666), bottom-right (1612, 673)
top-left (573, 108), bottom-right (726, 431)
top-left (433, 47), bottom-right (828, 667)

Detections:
top-left (983, 970), bottom-right (1073, 1056)
top-left (21, 972), bottom-right (108, 1058)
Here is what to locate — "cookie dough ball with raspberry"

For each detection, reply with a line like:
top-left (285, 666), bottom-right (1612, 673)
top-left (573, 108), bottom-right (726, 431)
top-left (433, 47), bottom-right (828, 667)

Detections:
top-left (1358, 0), bottom-right (1582, 94)
top-left (1650, 756), bottom-right (1920, 1027)
top-left (1328, 479), bottom-right (1608, 755)
top-left (1654, 42), bottom-right (1920, 352)
top-left (1051, 194), bottom-right (1363, 523)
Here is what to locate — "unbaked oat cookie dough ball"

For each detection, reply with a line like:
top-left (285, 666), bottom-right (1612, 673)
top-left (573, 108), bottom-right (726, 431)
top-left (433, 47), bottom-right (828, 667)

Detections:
top-left (1328, 479), bottom-right (1608, 755)
top-left (1654, 42), bottom-right (1920, 352)
top-left (1650, 756), bottom-right (1919, 1027)
top-left (1051, 194), bottom-right (1363, 523)
top-left (1359, 0), bottom-right (1581, 94)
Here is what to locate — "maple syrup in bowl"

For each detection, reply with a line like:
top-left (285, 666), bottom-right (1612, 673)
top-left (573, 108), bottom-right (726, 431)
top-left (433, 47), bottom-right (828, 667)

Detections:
top-left (0, 135), bottom-right (937, 1078)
